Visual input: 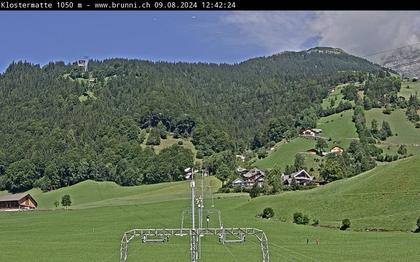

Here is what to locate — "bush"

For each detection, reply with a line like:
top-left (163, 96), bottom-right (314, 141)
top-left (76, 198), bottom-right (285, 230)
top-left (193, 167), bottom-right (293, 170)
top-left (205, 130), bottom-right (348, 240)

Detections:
top-left (257, 149), bottom-right (268, 159)
top-left (249, 185), bottom-right (261, 198)
top-left (262, 207), bottom-right (274, 219)
top-left (177, 140), bottom-right (183, 145)
top-left (340, 218), bottom-right (351, 230)
top-left (302, 215), bottom-right (310, 225)
top-left (293, 212), bottom-right (303, 224)
top-left (312, 219), bottom-right (319, 226)
top-left (293, 212), bottom-right (310, 225)
top-left (61, 194), bottom-right (72, 209)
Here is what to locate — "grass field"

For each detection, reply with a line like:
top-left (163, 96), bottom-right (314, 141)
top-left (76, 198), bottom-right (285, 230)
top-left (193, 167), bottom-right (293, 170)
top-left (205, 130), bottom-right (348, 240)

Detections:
top-left (141, 133), bottom-right (198, 160)
top-left (317, 109), bottom-right (358, 148)
top-left (2, 157), bottom-right (420, 261)
top-left (254, 137), bottom-right (316, 170)
top-left (399, 80), bottom-right (420, 99)
top-left (255, 110), bottom-right (358, 170)
top-left (365, 108), bottom-right (420, 155)
top-left (321, 84), bottom-right (346, 110)
top-left (248, 156), bottom-right (420, 231)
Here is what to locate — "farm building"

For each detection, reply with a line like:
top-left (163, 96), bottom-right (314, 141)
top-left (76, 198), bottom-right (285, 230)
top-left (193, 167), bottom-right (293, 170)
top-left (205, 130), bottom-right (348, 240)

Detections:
top-left (0, 193), bottom-right (38, 211)
top-left (301, 128), bottom-right (322, 137)
top-left (306, 148), bottom-right (318, 155)
top-left (232, 168), bottom-right (265, 188)
top-left (330, 146), bottom-right (344, 154)
top-left (281, 169), bottom-right (318, 186)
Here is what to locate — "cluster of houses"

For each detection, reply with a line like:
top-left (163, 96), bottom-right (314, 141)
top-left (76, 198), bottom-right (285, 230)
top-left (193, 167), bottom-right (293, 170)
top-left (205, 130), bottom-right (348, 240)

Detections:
top-left (231, 167), bottom-right (318, 189)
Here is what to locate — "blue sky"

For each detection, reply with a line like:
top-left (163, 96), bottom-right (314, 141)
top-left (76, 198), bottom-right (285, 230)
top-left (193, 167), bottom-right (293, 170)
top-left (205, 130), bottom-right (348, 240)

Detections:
top-left (1, 11), bottom-right (419, 72)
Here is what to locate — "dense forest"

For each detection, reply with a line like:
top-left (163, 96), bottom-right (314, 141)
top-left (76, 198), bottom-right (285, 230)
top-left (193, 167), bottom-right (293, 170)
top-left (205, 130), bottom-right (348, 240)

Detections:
top-left (0, 47), bottom-right (390, 192)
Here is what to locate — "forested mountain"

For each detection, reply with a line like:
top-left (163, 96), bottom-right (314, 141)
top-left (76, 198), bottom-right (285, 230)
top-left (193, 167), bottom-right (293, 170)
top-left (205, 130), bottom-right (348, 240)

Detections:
top-left (0, 47), bottom-right (389, 192)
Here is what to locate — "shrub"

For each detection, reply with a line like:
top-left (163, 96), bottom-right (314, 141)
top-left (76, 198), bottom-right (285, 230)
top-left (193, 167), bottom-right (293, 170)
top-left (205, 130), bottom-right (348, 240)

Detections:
top-left (257, 149), bottom-right (268, 159)
top-left (397, 145), bottom-right (407, 155)
top-left (262, 207), bottom-right (274, 219)
top-left (293, 212), bottom-right (304, 224)
top-left (312, 219), bottom-right (319, 226)
top-left (340, 218), bottom-right (351, 230)
top-left (302, 215), bottom-right (310, 225)
top-left (61, 194), bottom-right (72, 209)
top-left (249, 185), bottom-right (261, 198)
top-left (416, 123), bottom-right (420, 128)
top-left (177, 140), bottom-right (183, 145)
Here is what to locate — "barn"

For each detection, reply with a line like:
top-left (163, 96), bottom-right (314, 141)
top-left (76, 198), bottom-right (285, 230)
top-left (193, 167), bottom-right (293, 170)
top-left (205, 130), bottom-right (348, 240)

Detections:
top-left (0, 193), bottom-right (38, 210)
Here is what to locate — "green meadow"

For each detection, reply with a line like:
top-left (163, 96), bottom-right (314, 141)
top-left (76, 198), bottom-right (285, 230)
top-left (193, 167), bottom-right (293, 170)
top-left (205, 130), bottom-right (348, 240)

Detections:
top-left (399, 80), bottom-right (420, 99)
top-left (2, 157), bottom-right (420, 261)
top-left (255, 109), bottom-right (358, 170)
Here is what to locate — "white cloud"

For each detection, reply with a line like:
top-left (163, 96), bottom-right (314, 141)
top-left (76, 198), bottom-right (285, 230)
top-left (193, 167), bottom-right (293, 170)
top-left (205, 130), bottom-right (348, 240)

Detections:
top-left (311, 11), bottom-right (420, 61)
top-left (220, 11), bottom-right (315, 53)
top-left (220, 11), bottom-right (420, 62)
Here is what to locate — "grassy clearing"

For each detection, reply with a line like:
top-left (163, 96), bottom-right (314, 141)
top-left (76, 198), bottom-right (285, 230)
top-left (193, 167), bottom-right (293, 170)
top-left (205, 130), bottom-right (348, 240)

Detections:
top-left (365, 108), bottom-right (420, 146)
top-left (2, 158), bottom-right (420, 261)
top-left (399, 80), bottom-right (420, 99)
top-left (321, 84), bottom-right (345, 110)
top-left (255, 110), bottom-right (358, 170)
top-left (317, 109), bottom-right (358, 148)
top-left (142, 134), bottom-right (197, 156)
top-left (254, 137), bottom-right (315, 170)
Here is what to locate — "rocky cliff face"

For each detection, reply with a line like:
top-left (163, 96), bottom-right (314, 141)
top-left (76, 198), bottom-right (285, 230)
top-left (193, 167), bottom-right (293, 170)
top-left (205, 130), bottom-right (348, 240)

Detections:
top-left (381, 47), bottom-right (420, 78)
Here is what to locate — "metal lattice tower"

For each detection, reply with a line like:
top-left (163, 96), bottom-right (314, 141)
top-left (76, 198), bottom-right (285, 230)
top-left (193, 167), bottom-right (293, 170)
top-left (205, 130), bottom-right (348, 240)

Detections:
top-left (119, 168), bottom-right (270, 262)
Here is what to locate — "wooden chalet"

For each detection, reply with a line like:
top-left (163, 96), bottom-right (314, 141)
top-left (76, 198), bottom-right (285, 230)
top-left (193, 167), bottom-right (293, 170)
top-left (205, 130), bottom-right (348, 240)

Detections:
top-left (232, 168), bottom-right (265, 188)
top-left (301, 128), bottom-right (322, 137)
top-left (281, 169), bottom-right (318, 186)
top-left (0, 193), bottom-right (38, 210)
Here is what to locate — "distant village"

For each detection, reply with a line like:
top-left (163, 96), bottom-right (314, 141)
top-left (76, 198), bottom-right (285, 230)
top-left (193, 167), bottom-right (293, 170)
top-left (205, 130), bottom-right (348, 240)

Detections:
top-left (228, 127), bottom-right (345, 191)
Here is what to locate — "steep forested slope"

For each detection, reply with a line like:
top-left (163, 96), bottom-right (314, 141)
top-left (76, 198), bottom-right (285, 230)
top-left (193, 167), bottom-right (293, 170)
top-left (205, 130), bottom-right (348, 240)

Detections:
top-left (0, 47), bottom-right (387, 192)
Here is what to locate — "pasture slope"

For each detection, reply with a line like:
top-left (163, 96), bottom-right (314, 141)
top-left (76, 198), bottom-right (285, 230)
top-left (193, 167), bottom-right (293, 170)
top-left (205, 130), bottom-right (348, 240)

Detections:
top-left (254, 109), bottom-right (357, 170)
top-left (1, 157), bottom-right (420, 261)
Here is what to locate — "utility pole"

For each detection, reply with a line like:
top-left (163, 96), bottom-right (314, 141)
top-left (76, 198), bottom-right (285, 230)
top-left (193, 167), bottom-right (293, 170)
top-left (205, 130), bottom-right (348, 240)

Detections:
top-left (190, 168), bottom-right (198, 262)
top-left (119, 167), bottom-right (270, 262)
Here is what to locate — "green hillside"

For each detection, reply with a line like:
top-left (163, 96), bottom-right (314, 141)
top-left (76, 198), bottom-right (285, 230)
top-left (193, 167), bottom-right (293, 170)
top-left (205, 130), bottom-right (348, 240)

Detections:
top-left (317, 109), bottom-right (358, 148)
top-left (365, 108), bottom-right (420, 155)
top-left (399, 80), bottom-right (420, 98)
top-left (29, 177), bottom-right (221, 209)
top-left (321, 84), bottom-right (346, 109)
top-left (2, 158), bottom-right (420, 261)
top-left (0, 49), bottom-right (387, 192)
top-left (254, 109), bottom-right (358, 170)
top-left (254, 137), bottom-right (315, 170)
top-left (247, 156), bottom-right (420, 231)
